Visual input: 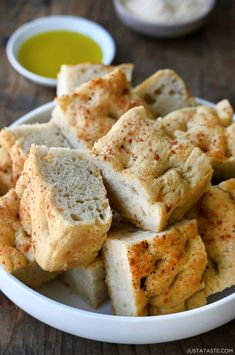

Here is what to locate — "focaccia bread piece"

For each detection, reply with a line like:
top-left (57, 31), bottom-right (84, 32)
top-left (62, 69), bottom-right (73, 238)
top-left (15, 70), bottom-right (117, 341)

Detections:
top-left (92, 106), bottom-right (213, 232)
top-left (149, 287), bottom-right (207, 315)
top-left (185, 289), bottom-right (207, 310)
top-left (0, 190), bottom-right (58, 288)
top-left (187, 179), bottom-right (235, 296)
top-left (134, 69), bottom-right (197, 117)
top-left (61, 256), bottom-right (108, 308)
top-left (57, 63), bottom-right (134, 96)
top-left (12, 227), bottom-right (59, 288)
top-left (0, 120), bottom-right (71, 184)
top-left (0, 147), bottom-right (13, 195)
top-left (162, 100), bottom-right (235, 179)
top-left (52, 69), bottom-right (144, 150)
top-left (213, 121), bottom-right (235, 179)
top-left (0, 189), bottom-right (20, 247)
top-left (16, 174), bottom-right (32, 236)
top-left (103, 220), bottom-right (207, 316)
top-left (19, 145), bottom-right (112, 272)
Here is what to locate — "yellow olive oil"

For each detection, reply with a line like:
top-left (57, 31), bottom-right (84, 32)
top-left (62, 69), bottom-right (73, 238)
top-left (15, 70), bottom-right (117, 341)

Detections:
top-left (18, 30), bottom-right (103, 79)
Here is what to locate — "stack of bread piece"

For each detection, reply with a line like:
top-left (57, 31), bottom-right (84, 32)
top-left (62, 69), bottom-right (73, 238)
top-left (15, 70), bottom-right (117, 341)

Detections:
top-left (92, 106), bottom-right (213, 231)
top-left (0, 62), bottom-right (234, 316)
top-left (0, 143), bottom-right (112, 294)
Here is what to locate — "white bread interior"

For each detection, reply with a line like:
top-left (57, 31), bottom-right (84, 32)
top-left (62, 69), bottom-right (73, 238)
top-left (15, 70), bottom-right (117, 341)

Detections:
top-left (61, 255), bottom-right (108, 308)
top-left (18, 145), bottom-right (112, 272)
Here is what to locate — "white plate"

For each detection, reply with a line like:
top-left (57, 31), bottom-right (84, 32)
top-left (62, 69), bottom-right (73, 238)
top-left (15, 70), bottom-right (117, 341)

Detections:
top-left (6, 16), bottom-right (115, 87)
top-left (0, 98), bottom-right (235, 344)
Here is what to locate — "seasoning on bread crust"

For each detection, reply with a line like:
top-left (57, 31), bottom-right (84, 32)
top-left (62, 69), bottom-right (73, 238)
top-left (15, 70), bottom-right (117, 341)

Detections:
top-left (19, 145), bottom-right (112, 272)
top-left (0, 189), bottom-right (58, 287)
top-left (92, 106), bottom-right (213, 232)
top-left (187, 179), bottom-right (235, 296)
top-left (162, 100), bottom-right (235, 179)
top-left (103, 219), bottom-right (207, 316)
top-left (53, 69), bottom-right (144, 150)
top-left (57, 63), bottom-right (134, 96)
top-left (0, 147), bottom-right (13, 195)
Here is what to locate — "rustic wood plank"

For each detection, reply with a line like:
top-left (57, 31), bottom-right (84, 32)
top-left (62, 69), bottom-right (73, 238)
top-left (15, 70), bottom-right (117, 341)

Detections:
top-left (0, 0), bottom-right (235, 353)
top-left (0, 293), bottom-right (235, 355)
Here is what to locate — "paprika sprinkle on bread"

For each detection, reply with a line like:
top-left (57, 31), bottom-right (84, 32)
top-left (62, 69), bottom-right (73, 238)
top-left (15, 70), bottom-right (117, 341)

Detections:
top-left (92, 106), bottom-right (212, 232)
top-left (19, 145), bottom-right (112, 272)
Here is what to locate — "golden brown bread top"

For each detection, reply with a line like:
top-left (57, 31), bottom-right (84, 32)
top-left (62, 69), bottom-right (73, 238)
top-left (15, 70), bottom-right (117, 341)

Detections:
top-left (0, 147), bottom-right (12, 178)
top-left (162, 100), bottom-right (234, 165)
top-left (0, 244), bottom-right (27, 272)
top-left (127, 221), bottom-right (203, 295)
top-left (189, 179), bottom-right (235, 296)
top-left (92, 105), bottom-right (211, 178)
top-left (0, 190), bottom-right (30, 272)
top-left (149, 287), bottom-right (206, 315)
top-left (0, 189), bottom-right (59, 287)
top-left (0, 147), bottom-right (13, 195)
top-left (92, 106), bottom-right (212, 223)
top-left (54, 69), bottom-right (144, 149)
top-left (0, 189), bottom-right (20, 246)
top-left (107, 219), bottom-right (207, 315)
top-left (0, 128), bottom-right (30, 184)
top-left (148, 227), bottom-right (206, 310)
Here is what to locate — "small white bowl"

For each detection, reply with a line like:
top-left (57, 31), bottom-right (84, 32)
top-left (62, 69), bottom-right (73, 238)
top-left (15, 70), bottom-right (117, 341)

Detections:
top-left (6, 16), bottom-right (116, 87)
top-left (113, 0), bottom-right (216, 38)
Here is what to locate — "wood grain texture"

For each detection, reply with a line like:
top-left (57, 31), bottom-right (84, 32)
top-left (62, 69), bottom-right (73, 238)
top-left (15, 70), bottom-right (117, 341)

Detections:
top-left (0, 0), bottom-right (235, 353)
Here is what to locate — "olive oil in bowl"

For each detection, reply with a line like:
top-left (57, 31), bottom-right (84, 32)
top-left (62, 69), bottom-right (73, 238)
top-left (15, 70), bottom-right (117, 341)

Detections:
top-left (18, 30), bottom-right (103, 79)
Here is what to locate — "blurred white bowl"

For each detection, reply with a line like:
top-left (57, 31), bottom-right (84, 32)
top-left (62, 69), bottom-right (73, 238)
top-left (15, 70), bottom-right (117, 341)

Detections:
top-left (6, 16), bottom-right (116, 87)
top-left (113, 0), bottom-right (216, 38)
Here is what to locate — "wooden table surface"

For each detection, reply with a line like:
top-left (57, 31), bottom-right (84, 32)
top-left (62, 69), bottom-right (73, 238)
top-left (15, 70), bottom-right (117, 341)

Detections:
top-left (0, 0), bottom-right (235, 353)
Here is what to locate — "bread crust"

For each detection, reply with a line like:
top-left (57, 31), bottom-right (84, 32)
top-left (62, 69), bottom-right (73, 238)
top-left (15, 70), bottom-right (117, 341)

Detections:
top-left (0, 147), bottom-right (13, 195)
top-left (0, 121), bottom-right (71, 185)
top-left (53, 69), bottom-right (144, 150)
top-left (104, 219), bottom-right (207, 316)
top-left (134, 69), bottom-right (197, 117)
top-left (0, 190), bottom-right (59, 287)
top-left (188, 179), bottom-right (235, 296)
top-left (92, 106), bottom-right (213, 232)
top-left (20, 145), bottom-right (112, 272)
top-left (0, 189), bottom-right (20, 247)
top-left (57, 63), bottom-right (134, 96)
top-left (162, 101), bottom-right (235, 179)
top-left (0, 190), bottom-right (27, 273)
